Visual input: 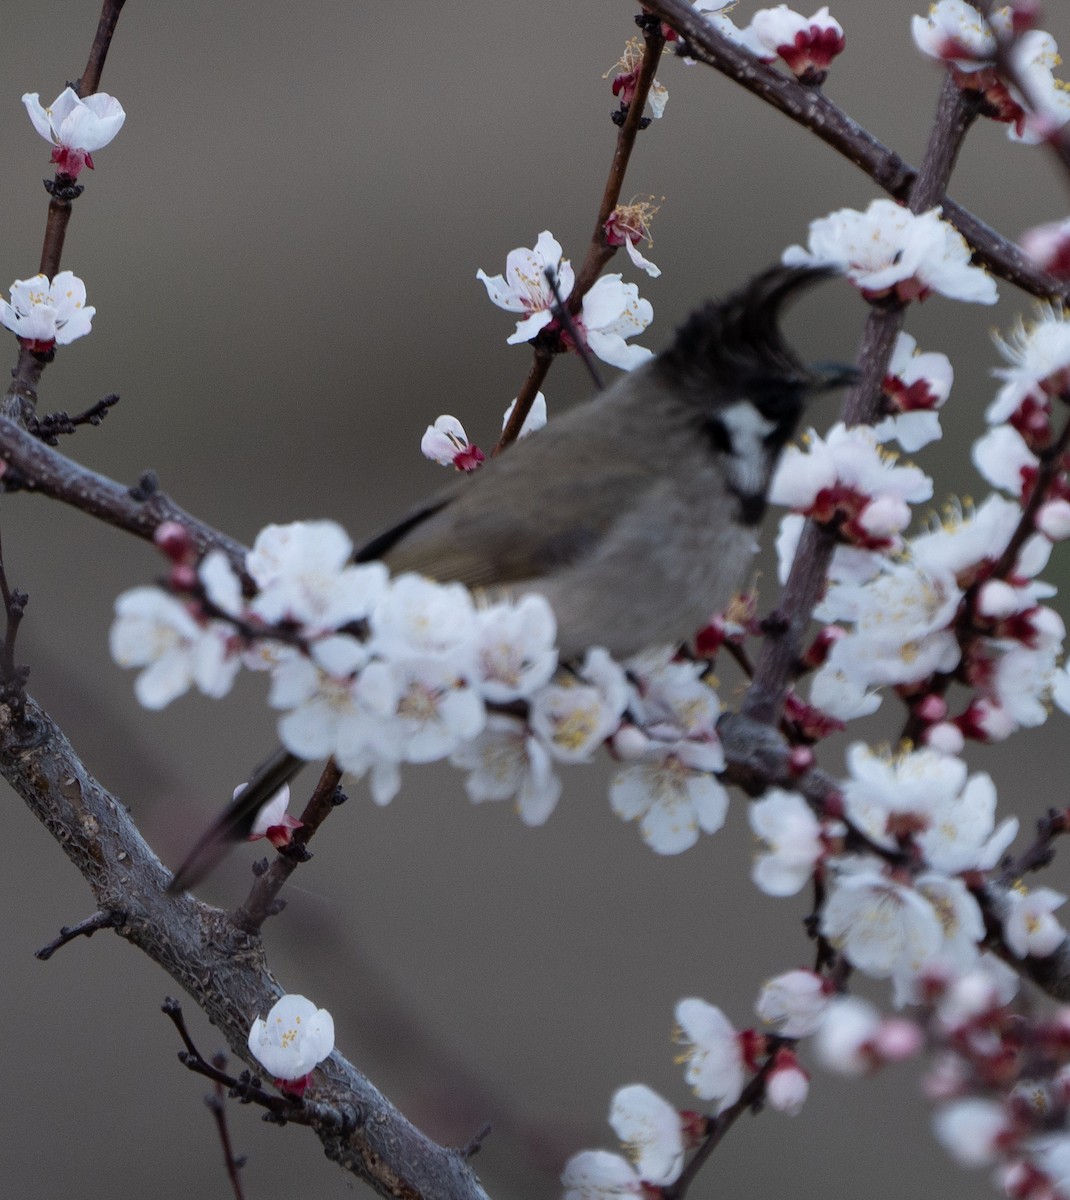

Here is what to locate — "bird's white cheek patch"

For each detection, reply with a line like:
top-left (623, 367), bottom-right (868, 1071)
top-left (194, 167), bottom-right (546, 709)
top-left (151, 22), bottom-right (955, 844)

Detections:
top-left (721, 400), bottom-right (776, 497)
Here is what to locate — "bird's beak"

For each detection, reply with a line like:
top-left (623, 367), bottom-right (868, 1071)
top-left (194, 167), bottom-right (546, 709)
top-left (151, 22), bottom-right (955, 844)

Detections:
top-left (807, 361), bottom-right (860, 392)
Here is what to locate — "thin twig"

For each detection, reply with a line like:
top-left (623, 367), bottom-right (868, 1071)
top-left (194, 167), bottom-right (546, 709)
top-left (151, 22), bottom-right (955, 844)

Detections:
top-left (35, 909), bottom-right (122, 960)
top-left (234, 762), bottom-right (346, 934)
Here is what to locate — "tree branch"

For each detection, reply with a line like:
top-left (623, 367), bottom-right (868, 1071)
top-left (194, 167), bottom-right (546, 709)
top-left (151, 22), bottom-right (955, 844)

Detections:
top-left (0, 690), bottom-right (491, 1200)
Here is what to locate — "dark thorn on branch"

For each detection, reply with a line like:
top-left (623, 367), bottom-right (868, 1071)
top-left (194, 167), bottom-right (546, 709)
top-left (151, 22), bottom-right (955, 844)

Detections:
top-left (459, 1122), bottom-right (492, 1160)
top-left (251, 857), bottom-right (270, 876)
top-left (27, 393), bottom-right (120, 444)
top-left (129, 470), bottom-right (160, 501)
top-left (330, 785), bottom-right (348, 808)
top-left (35, 909), bottom-right (123, 959)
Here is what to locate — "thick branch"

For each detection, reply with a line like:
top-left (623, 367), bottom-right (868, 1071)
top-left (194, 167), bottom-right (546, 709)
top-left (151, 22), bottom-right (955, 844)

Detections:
top-left (0, 691), bottom-right (491, 1200)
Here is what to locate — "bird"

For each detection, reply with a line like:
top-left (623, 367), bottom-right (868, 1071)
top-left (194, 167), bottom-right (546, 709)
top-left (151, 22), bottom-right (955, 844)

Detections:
top-left (168, 264), bottom-right (854, 893)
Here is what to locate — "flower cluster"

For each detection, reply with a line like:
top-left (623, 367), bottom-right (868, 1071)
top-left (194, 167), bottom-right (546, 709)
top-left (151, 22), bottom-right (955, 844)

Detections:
top-left (111, 521), bottom-right (732, 852)
top-left (477, 231), bottom-right (654, 370)
top-left (912, 2), bottom-right (1070, 144)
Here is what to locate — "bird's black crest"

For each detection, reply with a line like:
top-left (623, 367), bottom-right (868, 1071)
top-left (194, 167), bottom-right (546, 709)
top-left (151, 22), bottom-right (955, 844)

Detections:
top-left (657, 264), bottom-right (834, 413)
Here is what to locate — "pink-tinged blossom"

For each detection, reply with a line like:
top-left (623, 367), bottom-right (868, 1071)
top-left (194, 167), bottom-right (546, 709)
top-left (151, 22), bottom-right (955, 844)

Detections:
top-left (1005, 31), bottom-right (1070, 145)
top-left (911, 1), bottom-right (1010, 71)
top-left (934, 1098), bottom-right (1015, 1167)
top-left (608, 1085), bottom-right (685, 1187)
top-left (604, 202), bottom-right (662, 278)
top-left (0, 271), bottom-right (94, 350)
top-left (561, 1150), bottom-right (646, 1200)
top-left (244, 782), bottom-right (302, 848)
top-left (610, 741), bottom-right (728, 854)
top-left (22, 87), bottom-right (125, 178)
top-left (110, 588), bottom-right (239, 709)
top-left (472, 594), bottom-right (558, 703)
top-left (247, 521), bottom-right (389, 635)
top-left (973, 425), bottom-right (1037, 499)
top-left (749, 788), bottom-right (827, 896)
top-left (748, 6), bottom-right (846, 84)
top-left (451, 715), bottom-right (562, 826)
top-left (770, 422), bottom-right (932, 551)
top-left (993, 303), bottom-right (1070, 404)
top-left (420, 415), bottom-right (484, 472)
top-left (783, 199), bottom-right (998, 304)
top-left (765, 1049), bottom-right (810, 1115)
top-left (873, 332), bottom-right (954, 451)
top-left (756, 969), bottom-right (832, 1038)
top-left (476, 231), bottom-right (574, 345)
top-left (820, 858), bottom-right (943, 979)
top-left (1020, 217), bottom-right (1070, 279)
top-left (1002, 886), bottom-right (1068, 958)
top-left (530, 648), bottom-right (629, 763)
top-left (247, 994), bottom-right (334, 1092)
top-left (501, 391), bottom-right (547, 437)
top-left (577, 275), bottom-right (654, 370)
top-left (674, 998), bottom-right (746, 1113)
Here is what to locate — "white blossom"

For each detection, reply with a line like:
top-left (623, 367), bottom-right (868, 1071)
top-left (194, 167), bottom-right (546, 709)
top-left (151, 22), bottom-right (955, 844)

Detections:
top-left (0, 271), bottom-right (94, 348)
top-left (747, 6), bottom-right (845, 82)
top-left (472, 594), bottom-right (558, 703)
top-left (813, 995), bottom-right (882, 1075)
top-left (821, 859), bottom-right (943, 978)
top-left (477, 231), bottom-right (574, 345)
top-left (502, 391), bottom-right (547, 437)
top-left (610, 742), bottom-right (728, 854)
top-left (783, 199), bottom-right (998, 304)
top-left (23, 86), bottom-right (125, 177)
top-left (248, 521), bottom-right (388, 634)
top-left (1002, 887), bottom-right (1068, 958)
top-left (451, 715), bottom-right (562, 825)
top-left (247, 994), bottom-right (334, 1083)
top-left (674, 998), bottom-right (745, 1112)
top-left (561, 1150), bottom-right (645, 1200)
top-left (749, 788), bottom-right (826, 896)
top-left (934, 1099), bottom-right (1013, 1167)
top-left (911, 1), bottom-right (1010, 71)
top-left (529, 648), bottom-right (628, 763)
top-left (420, 415), bottom-right (484, 471)
top-left (608, 1085), bottom-right (685, 1186)
top-left (369, 573), bottom-right (478, 662)
top-left (110, 587), bottom-right (238, 709)
top-left (578, 275), bottom-right (654, 370)
top-left (756, 969), bottom-right (831, 1038)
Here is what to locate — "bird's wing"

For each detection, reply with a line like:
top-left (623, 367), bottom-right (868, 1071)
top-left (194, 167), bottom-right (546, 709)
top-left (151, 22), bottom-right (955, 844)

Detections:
top-left (370, 444), bottom-right (661, 589)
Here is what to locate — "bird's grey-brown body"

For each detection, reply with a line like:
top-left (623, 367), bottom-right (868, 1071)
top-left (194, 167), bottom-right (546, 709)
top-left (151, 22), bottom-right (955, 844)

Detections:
top-left (376, 357), bottom-right (765, 658)
top-left (169, 264), bottom-right (851, 891)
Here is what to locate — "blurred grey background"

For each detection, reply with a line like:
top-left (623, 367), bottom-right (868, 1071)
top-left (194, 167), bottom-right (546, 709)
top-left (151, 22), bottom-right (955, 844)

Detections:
top-left (1, 2), bottom-right (1069, 1198)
